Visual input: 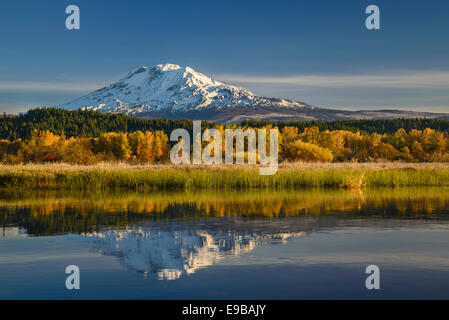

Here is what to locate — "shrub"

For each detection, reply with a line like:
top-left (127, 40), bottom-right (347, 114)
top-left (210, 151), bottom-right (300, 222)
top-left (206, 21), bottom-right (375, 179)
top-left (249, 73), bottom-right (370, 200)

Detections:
top-left (286, 140), bottom-right (333, 162)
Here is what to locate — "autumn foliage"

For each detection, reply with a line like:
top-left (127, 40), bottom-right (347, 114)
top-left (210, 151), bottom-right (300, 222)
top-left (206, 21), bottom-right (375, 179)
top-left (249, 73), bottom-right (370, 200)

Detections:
top-left (0, 125), bottom-right (448, 164)
top-left (0, 130), bottom-right (170, 164)
top-left (279, 126), bottom-right (449, 163)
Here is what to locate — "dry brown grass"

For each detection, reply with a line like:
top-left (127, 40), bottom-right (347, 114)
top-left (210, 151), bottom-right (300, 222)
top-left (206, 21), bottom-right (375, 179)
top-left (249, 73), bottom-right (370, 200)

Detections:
top-left (1, 161), bottom-right (448, 171)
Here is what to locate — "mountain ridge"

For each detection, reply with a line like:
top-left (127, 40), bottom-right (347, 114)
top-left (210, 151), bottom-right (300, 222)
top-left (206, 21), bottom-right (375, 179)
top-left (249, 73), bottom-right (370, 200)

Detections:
top-left (59, 63), bottom-right (449, 123)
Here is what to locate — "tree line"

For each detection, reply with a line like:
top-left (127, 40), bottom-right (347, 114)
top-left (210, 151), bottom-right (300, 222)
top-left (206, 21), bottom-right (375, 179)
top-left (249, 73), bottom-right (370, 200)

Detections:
top-left (1, 125), bottom-right (448, 164)
top-left (1, 108), bottom-right (449, 141)
top-left (0, 108), bottom-right (215, 140)
top-left (0, 108), bottom-right (448, 164)
top-left (241, 118), bottom-right (449, 135)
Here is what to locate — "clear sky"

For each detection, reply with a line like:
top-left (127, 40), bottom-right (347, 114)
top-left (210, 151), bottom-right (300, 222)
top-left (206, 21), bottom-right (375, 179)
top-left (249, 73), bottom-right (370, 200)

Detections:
top-left (0, 0), bottom-right (448, 114)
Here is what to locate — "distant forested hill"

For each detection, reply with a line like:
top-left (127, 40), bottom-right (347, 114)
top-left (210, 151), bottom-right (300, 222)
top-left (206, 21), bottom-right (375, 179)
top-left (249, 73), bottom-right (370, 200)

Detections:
top-left (241, 118), bottom-right (449, 134)
top-left (1, 108), bottom-right (449, 140)
top-left (0, 108), bottom-right (214, 140)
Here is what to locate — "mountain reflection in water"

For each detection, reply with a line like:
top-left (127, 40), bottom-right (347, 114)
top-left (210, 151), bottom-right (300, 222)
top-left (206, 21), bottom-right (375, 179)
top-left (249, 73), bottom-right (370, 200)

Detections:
top-left (85, 223), bottom-right (306, 280)
top-left (1, 187), bottom-right (449, 281)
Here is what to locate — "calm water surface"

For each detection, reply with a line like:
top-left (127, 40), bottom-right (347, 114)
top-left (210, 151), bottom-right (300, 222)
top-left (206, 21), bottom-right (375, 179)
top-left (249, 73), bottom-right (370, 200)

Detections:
top-left (1, 188), bottom-right (449, 299)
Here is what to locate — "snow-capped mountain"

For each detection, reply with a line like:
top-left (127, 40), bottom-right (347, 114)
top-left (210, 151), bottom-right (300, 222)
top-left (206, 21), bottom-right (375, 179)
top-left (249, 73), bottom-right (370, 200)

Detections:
top-left (60, 63), bottom-right (309, 121)
top-left (59, 63), bottom-right (449, 123)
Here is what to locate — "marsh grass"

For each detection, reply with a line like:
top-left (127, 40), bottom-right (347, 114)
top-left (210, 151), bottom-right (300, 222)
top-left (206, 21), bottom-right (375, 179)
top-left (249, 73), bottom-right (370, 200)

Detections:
top-left (0, 163), bottom-right (448, 191)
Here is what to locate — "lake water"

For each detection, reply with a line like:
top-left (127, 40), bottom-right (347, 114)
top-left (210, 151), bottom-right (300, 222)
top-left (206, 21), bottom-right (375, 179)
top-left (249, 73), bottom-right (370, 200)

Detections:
top-left (1, 187), bottom-right (449, 299)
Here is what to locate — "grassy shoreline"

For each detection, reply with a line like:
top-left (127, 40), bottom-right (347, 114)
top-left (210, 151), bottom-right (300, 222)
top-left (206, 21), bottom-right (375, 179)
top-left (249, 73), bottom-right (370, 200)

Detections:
top-left (1, 163), bottom-right (449, 190)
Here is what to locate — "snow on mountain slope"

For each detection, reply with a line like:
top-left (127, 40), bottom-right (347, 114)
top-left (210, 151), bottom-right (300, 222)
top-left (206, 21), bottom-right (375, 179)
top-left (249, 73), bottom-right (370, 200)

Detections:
top-left (59, 63), bottom-right (308, 117)
top-left (59, 63), bottom-right (449, 123)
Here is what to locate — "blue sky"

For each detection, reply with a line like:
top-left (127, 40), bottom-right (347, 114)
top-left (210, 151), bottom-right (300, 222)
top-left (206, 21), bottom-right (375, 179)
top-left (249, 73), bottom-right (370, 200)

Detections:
top-left (0, 0), bottom-right (448, 114)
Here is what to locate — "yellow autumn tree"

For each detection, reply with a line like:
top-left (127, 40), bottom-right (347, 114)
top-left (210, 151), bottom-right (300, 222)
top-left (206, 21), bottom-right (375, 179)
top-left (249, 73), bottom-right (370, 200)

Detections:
top-left (137, 131), bottom-right (156, 163)
top-left (153, 130), bottom-right (170, 162)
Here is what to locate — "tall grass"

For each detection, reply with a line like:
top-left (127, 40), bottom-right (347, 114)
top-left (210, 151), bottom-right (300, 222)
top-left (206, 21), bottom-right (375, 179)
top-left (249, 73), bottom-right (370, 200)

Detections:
top-left (1, 163), bottom-right (448, 191)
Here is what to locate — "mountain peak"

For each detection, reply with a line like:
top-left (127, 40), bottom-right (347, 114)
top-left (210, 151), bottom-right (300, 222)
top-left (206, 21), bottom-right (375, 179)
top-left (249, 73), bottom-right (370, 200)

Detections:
top-left (125, 64), bottom-right (182, 80)
top-left (155, 63), bottom-right (182, 71)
